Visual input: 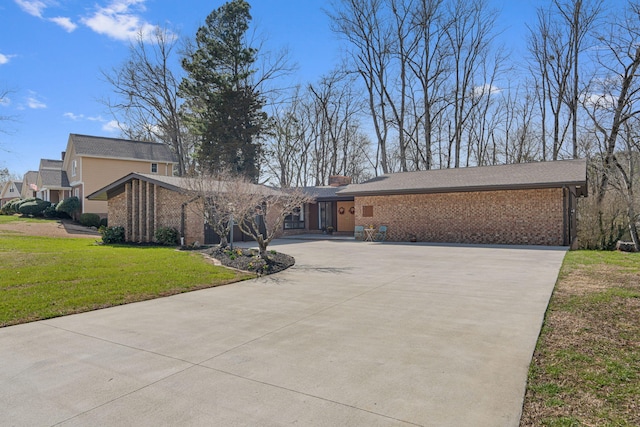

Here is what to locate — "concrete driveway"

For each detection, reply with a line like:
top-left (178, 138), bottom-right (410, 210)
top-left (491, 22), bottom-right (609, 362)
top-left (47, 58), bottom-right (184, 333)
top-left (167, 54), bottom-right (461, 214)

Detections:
top-left (0, 240), bottom-right (566, 426)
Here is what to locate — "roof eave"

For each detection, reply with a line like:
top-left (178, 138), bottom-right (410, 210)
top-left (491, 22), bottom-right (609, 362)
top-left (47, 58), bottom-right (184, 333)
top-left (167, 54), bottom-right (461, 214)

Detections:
top-left (339, 181), bottom-right (588, 197)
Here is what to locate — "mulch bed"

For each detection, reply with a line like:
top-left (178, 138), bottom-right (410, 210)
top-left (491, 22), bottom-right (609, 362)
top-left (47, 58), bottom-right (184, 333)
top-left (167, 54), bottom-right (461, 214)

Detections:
top-left (206, 246), bottom-right (295, 275)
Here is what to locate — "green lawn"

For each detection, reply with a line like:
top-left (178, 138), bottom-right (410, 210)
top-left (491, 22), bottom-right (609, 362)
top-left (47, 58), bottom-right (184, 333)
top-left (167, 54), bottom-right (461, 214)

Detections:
top-left (0, 232), bottom-right (253, 327)
top-left (520, 250), bottom-right (640, 426)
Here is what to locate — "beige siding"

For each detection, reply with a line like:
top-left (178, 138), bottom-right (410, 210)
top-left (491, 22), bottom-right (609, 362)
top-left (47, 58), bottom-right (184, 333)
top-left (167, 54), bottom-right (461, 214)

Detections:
top-left (79, 157), bottom-right (173, 215)
top-left (354, 188), bottom-right (565, 246)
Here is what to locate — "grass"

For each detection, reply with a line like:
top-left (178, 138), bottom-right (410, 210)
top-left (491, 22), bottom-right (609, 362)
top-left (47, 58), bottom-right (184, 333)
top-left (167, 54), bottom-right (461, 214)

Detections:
top-left (520, 250), bottom-right (640, 426)
top-left (0, 215), bottom-right (51, 224)
top-left (0, 232), bottom-right (254, 327)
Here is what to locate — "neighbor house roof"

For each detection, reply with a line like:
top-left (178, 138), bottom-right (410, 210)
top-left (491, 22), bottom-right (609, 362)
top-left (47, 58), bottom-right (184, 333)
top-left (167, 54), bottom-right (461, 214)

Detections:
top-left (39, 159), bottom-right (63, 170)
top-left (338, 159), bottom-right (588, 197)
top-left (39, 169), bottom-right (70, 189)
top-left (68, 134), bottom-right (177, 163)
top-left (87, 173), bottom-right (282, 201)
top-left (300, 186), bottom-right (355, 201)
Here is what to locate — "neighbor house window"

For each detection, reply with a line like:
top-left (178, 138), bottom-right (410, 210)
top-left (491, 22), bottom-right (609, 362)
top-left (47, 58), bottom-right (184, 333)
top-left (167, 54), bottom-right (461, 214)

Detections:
top-left (151, 163), bottom-right (158, 173)
top-left (71, 160), bottom-right (77, 177)
top-left (74, 188), bottom-right (80, 198)
top-left (284, 206), bottom-right (305, 229)
top-left (363, 205), bottom-right (374, 217)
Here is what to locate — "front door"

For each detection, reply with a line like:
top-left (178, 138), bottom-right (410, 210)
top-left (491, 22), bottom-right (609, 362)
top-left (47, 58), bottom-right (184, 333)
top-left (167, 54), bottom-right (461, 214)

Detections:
top-left (336, 201), bottom-right (355, 232)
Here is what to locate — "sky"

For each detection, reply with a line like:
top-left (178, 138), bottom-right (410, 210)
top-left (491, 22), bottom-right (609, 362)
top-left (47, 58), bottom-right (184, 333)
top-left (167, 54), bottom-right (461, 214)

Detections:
top-left (0, 0), bottom-right (539, 177)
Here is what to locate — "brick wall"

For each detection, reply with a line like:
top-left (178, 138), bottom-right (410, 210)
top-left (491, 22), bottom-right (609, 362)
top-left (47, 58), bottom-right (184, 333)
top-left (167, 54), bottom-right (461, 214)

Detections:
top-left (106, 179), bottom-right (204, 246)
top-left (355, 188), bottom-right (565, 246)
top-left (107, 190), bottom-right (128, 229)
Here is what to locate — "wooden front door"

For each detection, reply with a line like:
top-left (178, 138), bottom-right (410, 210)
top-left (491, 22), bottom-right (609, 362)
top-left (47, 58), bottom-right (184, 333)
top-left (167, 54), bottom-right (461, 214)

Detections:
top-left (336, 201), bottom-right (355, 232)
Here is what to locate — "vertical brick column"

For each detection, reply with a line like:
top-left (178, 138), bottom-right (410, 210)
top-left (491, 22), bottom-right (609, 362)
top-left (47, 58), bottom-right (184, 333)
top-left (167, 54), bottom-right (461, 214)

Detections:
top-left (125, 182), bottom-right (133, 242)
top-left (139, 180), bottom-right (147, 242)
top-left (131, 179), bottom-right (139, 242)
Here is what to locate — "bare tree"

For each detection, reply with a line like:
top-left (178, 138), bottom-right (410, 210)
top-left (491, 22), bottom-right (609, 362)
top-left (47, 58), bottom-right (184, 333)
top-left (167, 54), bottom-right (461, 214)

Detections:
top-left (527, 0), bottom-right (601, 161)
top-left (232, 183), bottom-right (313, 257)
top-left (329, 0), bottom-right (393, 174)
top-left (102, 27), bottom-right (190, 175)
top-left (186, 171), bottom-right (312, 256)
top-left (581, 2), bottom-right (640, 249)
top-left (0, 88), bottom-right (17, 138)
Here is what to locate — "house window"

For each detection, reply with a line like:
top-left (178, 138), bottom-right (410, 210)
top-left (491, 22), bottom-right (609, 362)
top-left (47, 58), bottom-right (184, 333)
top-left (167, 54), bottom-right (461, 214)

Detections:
top-left (284, 206), bottom-right (305, 229)
top-left (363, 205), bottom-right (374, 217)
top-left (151, 163), bottom-right (158, 173)
top-left (74, 188), bottom-right (80, 198)
top-left (9, 187), bottom-right (13, 193)
top-left (72, 160), bottom-right (77, 177)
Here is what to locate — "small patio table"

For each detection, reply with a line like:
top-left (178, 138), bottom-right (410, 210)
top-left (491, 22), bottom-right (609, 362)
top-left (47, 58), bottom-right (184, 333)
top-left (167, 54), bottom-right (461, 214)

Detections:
top-left (364, 228), bottom-right (376, 242)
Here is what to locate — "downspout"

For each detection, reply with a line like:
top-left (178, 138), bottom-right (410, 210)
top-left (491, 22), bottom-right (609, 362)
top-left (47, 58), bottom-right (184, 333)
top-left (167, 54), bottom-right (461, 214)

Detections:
top-left (181, 195), bottom-right (201, 245)
top-left (562, 186), bottom-right (568, 246)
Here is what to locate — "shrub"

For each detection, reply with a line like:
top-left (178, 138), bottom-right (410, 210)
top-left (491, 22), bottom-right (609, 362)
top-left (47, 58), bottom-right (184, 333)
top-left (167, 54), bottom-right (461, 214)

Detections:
top-left (100, 226), bottom-right (125, 244)
top-left (1, 198), bottom-right (21, 215)
top-left (154, 226), bottom-right (180, 246)
top-left (56, 196), bottom-right (81, 216)
top-left (99, 217), bottom-right (108, 228)
top-left (79, 213), bottom-right (101, 228)
top-left (18, 199), bottom-right (51, 216)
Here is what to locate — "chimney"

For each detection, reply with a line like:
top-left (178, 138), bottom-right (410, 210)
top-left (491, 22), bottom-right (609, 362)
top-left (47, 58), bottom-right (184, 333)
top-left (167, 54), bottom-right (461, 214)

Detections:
top-left (328, 175), bottom-right (351, 187)
top-left (61, 151), bottom-right (66, 161)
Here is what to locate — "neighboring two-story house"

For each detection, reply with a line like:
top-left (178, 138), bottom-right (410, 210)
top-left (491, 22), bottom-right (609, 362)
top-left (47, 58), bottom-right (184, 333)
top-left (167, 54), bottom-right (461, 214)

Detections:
top-left (20, 171), bottom-right (39, 199)
top-left (36, 159), bottom-right (71, 204)
top-left (0, 180), bottom-right (23, 207)
top-left (61, 134), bottom-right (177, 216)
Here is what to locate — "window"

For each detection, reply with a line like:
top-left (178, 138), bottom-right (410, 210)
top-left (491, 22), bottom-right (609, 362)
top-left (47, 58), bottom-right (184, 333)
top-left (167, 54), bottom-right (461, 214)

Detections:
top-left (9, 186), bottom-right (13, 193)
top-left (73, 188), bottom-right (80, 198)
top-left (362, 205), bottom-right (374, 217)
top-left (284, 206), bottom-right (305, 229)
top-left (71, 160), bottom-right (77, 177)
top-left (151, 163), bottom-right (158, 173)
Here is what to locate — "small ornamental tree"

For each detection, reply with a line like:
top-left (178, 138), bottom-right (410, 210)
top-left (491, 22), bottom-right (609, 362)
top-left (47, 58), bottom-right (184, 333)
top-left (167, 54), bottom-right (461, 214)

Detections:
top-left (186, 173), bottom-right (312, 256)
top-left (230, 181), bottom-right (313, 257)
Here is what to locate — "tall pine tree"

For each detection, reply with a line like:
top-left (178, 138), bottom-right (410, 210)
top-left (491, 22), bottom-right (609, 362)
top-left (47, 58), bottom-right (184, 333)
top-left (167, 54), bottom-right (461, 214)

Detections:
top-left (180, 0), bottom-right (266, 182)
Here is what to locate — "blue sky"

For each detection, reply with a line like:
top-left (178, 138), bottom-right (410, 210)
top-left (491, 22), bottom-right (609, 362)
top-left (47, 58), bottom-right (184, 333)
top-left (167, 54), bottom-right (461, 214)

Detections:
top-left (0, 0), bottom-right (537, 177)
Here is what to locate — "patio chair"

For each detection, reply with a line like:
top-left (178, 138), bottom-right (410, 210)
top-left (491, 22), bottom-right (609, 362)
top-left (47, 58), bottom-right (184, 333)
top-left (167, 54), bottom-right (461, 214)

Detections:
top-left (354, 225), bottom-right (365, 241)
top-left (374, 225), bottom-right (387, 242)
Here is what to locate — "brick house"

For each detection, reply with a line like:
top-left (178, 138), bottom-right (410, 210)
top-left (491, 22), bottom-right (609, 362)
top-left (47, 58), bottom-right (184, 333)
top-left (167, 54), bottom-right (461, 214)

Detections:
top-left (338, 159), bottom-right (588, 247)
top-left (87, 173), bottom-right (282, 246)
top-left (285, 176), bottom-right (355, 235)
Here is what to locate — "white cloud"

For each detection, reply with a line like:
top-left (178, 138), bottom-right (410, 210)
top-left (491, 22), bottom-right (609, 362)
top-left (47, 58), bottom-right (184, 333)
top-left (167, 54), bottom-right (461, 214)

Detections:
top-left (49, 16), bottom-right (77, 32)
top-left (27, 97), bottom-right (47, 109)
top-left (14, 0), bottom-right (48, 18)
top-left (63, 112), bottom-right (83, 120)
top-left (472, 84), bottom-right (501, 98)
top-left (25, 91), bottom-right (47, 109)
top-left (0, 96), bottom-right (10, 107)
top-left (102, 120), bottom-right (122, 133)
top-left (81, 0), bottom-right (159, 42)
top-left (0, 53), bottom-right (13, 65)
top-left (583, 93), bottom-right (617, 109)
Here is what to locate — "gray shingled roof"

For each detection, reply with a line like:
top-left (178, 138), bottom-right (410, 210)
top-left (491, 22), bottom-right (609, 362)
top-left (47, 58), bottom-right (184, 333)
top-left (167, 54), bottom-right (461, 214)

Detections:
top-left (300, 186), bottom-right (354, 201)
top-left (39, 159), bottom-right (63, 169)
top-left (87, 173), bottom-right (282, 201)
top-left (338, 159), bottom-right (588, 196)
top-left (70, 134), bottom-right (177, 163)
top-left (39, 169), bottom-right (70, 189)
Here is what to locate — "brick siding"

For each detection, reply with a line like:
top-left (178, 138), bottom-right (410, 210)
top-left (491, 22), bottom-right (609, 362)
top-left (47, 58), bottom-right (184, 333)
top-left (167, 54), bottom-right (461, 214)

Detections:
top-left (355, 188), bottom-right (564, 246)
top-left (107, 178), bottom-right (204, 245)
